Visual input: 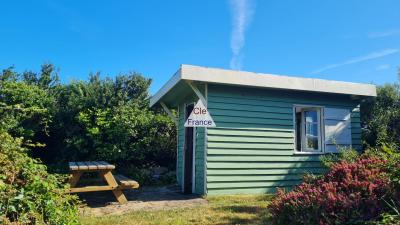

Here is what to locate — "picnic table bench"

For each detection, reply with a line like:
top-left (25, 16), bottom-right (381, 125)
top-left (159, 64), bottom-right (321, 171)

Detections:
top-left (68, 161), bottom-right (139, 204)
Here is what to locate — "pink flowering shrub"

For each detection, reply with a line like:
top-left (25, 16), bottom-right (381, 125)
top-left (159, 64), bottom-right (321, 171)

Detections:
top-left (268, 156), bottom-right (399, 225)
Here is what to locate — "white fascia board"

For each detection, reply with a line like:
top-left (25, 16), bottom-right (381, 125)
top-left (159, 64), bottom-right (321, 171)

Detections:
top-left (181, 65), bottom-right (377, 97)
top-left (150, 68), bottom-right (181, 107)
top-left (150, 64), bottom-right (377, 107)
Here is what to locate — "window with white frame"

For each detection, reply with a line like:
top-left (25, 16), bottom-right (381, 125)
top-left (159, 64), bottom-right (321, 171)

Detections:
top-left (294, 106), bottom-right (324, 152)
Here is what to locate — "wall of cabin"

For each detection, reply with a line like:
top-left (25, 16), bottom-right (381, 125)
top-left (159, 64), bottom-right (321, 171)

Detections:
top-left (205, 84), bottom-right (362, 195)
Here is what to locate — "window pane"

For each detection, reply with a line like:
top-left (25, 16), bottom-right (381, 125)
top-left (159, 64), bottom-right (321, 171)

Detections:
top-left (304, 110), bottom-right (319, 150)
top-left (306, 123), bottom-right (318, 136)
top-left (305, 110), bottom-right (317, 123)
top-left (306, 136), bottom-right (319, 150)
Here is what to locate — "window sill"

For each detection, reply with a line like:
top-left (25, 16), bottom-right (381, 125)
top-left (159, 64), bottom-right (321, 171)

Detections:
top-left (293, 151), bottom-right (324, 155)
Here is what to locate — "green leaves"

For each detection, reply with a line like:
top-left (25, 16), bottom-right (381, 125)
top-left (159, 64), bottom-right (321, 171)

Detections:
top-left (361, 82), bottom-right (400, 151)
top-left (0, 63), bottom-right (177, 224)
top-left (74, 104), bottom-right (176, 170)
top-left (0, 131), bottom-right (80, 224)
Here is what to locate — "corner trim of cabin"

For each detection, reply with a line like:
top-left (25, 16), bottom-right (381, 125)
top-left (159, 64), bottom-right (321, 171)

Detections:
top-left (204, 83), bottom-right (208, 195)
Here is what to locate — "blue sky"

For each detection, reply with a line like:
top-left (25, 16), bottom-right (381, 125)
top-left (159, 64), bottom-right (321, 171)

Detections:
top-left (1, 0), bottom-right (399, 93)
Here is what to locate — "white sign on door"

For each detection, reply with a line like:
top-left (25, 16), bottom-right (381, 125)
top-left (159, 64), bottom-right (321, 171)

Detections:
top-left (184, 100), bottom-right (216, 127)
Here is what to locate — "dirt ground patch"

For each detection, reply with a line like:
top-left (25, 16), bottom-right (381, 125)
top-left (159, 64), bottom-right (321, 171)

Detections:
top-left (79, 185), bottom-right (208, 217)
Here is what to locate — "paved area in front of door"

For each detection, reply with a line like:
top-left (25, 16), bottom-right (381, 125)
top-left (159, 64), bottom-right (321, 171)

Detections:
top-left (78, 185), bottom-right (208, 217)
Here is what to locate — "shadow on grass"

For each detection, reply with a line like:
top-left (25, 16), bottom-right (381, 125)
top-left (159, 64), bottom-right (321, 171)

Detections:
top-left (212, 203), bottom-right (272, 225)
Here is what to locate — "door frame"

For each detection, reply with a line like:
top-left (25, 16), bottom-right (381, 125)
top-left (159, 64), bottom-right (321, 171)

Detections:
top-left (183, 102), bottom-right (196, 194)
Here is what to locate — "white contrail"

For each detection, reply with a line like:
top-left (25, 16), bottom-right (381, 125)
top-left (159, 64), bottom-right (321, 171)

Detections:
top-left (312, 48), bottom-right (399, 74)
top-left (229, 0), bottom-right (255, 70)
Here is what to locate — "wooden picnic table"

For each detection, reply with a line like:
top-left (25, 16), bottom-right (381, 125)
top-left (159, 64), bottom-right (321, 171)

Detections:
top-left (68, 161), bottom-right (139, 204)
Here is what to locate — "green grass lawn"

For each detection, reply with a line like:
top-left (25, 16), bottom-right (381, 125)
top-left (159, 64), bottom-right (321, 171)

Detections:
top-left (80, 195), bottom-right (273, 225)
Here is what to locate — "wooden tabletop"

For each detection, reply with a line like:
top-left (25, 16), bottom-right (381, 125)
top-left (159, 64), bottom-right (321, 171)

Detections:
top-left (69, 161), bottom-right (115, 171)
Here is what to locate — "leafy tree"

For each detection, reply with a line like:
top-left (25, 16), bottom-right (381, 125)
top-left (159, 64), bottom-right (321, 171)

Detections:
top-left (0, 68), bottom-right (55, 145)
top-left (361, 78), bottom-right (400, 150)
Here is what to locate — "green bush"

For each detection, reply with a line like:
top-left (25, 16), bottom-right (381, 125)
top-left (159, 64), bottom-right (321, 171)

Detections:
top-left (0, 131), bottom-right (80, 224)
top-left (1, 66), bottom-right (177, 186)
top-left (361, 82), bottom-right (400, 150)
top-left (320, 147), bottom-right (359, 168)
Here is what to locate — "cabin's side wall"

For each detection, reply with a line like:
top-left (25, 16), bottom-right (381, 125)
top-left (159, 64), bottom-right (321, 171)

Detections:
top-left (176, 84), bottom-right (206, 195)
top-left (206, 84), bottom-right (362, 195)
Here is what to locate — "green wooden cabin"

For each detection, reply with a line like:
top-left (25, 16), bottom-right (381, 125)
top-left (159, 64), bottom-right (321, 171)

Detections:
top-left (150, 65), bottom-right (376, 195)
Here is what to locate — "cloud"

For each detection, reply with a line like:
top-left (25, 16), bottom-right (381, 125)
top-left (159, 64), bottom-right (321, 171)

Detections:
top-left (368, 30), bottom-right (400, 38)
top-left (229, 0), bottom-right (255, 70)
top-left (376, 64), bottom-right (390, 70)
top-left (311, 48), bottom-right (399, 74)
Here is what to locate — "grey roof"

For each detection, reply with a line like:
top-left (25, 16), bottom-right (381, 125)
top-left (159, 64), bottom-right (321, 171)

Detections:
top-left (150, 64), bottom-right (377, 107)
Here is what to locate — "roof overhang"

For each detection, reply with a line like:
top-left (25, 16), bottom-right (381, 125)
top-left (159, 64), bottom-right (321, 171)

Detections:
top-left (150, 64), bottom-right (377, 107)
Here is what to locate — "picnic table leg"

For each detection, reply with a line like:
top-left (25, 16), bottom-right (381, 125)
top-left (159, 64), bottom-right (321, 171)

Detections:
top-left (101, 170), bottom-right (128, 204)
top-left (69, 171), bottom-right (83, 188)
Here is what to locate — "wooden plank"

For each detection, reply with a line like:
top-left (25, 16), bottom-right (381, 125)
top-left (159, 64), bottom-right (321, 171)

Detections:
top-left (207, 162), bottom-right (322, 169)
top-left (101, 171), bottom-right (127, 204)
top-left (212, 122), bottom-right (293, 129)
top-left (207, 168), bottom-right (326, 175)
top-left (208, 126), bottom-right (293, 132)
top-left (207, 128), bottom-right (294, 138)
top-left (212, 115), bottom-right (293, 126)
top-left (209, 103), bottom-right (292, 114)
top-left (207, 187), bottom-right (283, 195)
top-left (114, 174), bottom-right (139, 188)
top-left (69, 162), bottom-right (79, 171)
top-left (68, 171), bottom-right (82, 187)
top-left (98, 161), bottom-right (115, 170)
top-left (68, 185), bottom-right (116, 193)
top-left (207, 175), bottom-right (302, 182)
top-left (209, 109), bottom-right (293, 120)
top-left (92, 161), bottom-right (107, 170)
top-left (84, 161), bottom-right (98, 170)
top-left (207, 180), bottom-right (299, 188)
top-left (207, 155), bottom-right (321, 162)
top-left (207, 142), bottom-right (294, 149)
top-left (76, 162), bottom-right (89, 170)
top-left (209, 99), bottom-right (293, 109)
top-left (207, 149), bottom-right (295, 156)
top-left (207, 136), bottom-right (293, 143)
top-left (208, 89), bottom-right (358, 107)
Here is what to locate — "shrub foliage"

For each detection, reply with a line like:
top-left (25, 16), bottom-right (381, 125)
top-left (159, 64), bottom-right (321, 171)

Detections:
top-left (0, 131), bottom-right (79, 224)
top-left (0, 64), bottom-right (176, 223)
top-left (268, 151), bottom-right (400, 225)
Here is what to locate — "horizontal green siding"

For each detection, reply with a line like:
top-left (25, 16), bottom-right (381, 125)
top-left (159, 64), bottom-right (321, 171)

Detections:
top-left (206, 84), bottom-right (362, 195)
top-left (207, 187), bottom-right (287, 195)
top-left (208, 128), bottom-right (293, 137)
top-left (208, 142), bottom-right (294, 149)
top-left (208, 162), bottom-right (323, 169)
top-left (207, 168), bottom-right (327, 175)
top-left (208, 149), bottom-right (296, 156)
top-left (207, 155), bottom-right (321, 162)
